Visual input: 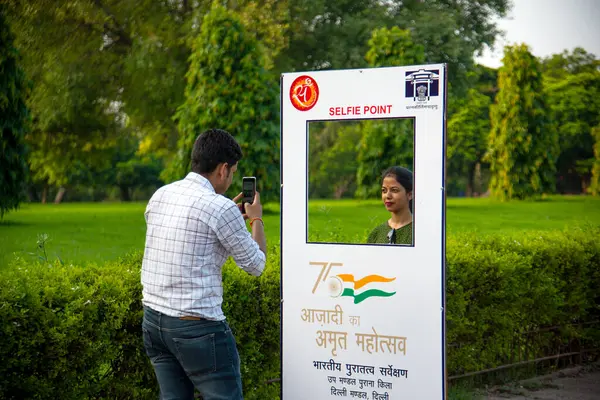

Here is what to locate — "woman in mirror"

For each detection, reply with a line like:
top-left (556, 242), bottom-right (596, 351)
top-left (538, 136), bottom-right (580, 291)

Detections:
top-left (366, 166), bottom-right (413, 245)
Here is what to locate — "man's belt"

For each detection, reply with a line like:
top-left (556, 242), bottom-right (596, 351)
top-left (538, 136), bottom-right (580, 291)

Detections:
top-left (179, 315), bottom-right (204, 320)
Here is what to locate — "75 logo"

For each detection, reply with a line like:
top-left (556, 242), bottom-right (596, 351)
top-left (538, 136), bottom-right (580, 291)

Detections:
top-left (310, 261), bottom-right (343, 294)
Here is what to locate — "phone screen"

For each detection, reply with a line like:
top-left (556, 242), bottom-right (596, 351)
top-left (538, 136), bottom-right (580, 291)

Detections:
top-left (241, 178), bottom-right (255, 214)
top-left (243, 180), bottom-right (255, 199)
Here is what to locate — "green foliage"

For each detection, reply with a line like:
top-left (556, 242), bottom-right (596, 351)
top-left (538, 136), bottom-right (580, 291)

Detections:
top-left (355, 119), bottom-right (414, 199)
top-left (6, 2), bottom-right (127, 190)
top-left (589, 124), bottom-right (600, 196)
top-left (447, 227), bottom-right (600, 375)
top-left (365, 26), bottom-right (424, 67)
top-left (277, 0), bottom-right (510, 97)
top-left (542, 47), bottom-right (599, 80)
top-left (487, 44), bottom-right (559, 200)
top-left (5, 0), bottom-right (287, 194)
top-left (0, 252), bottom-right (157, 400)
top-left (165, 3), bottom-right (280, 201)
top-left (345, 26), bottom-right (422, 200)
top-left (543, 49), bottom-right (600, 192)
top-left (4, 0), bottom-right (515, 200)
top-left (0, 6), bottom-right (29, 218)
top-left (113, 155), bottom-right (163, 201)
top-left (0, 244), bottom-right (282, 400)
top-left (448, 88), bottom-right (491, 195)
top-left (1, 228), bottom-right (599, 398)
top-left (308, 121), bottom-right (362, 199)
top-left (23, 59), bottom-right (125, 190)
top-left (221, 244), bottom-right (282, 399)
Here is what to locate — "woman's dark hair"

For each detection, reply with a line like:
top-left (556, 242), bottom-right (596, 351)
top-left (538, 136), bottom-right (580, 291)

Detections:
top-left (382, 166), bottom-right (413, 213)
top-left (191, 128), bottom-right (243, 174)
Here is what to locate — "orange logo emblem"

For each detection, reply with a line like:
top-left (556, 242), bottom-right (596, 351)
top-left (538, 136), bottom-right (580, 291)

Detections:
top-left (290, 75), bottom-right (319, 111)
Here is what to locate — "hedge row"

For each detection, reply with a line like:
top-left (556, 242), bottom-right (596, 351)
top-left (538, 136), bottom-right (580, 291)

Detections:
top-left (446, 226), bottom-right (600, 375)
top-left (1, 226), bottom-right (599, 399)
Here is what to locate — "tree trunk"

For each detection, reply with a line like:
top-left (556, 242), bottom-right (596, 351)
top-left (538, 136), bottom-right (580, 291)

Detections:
top-left (466, 164), bottom-right (475, 197)
top-left (333, 183), bottom-right (348, 199)
top-left (41, 185), bottom-right (48, 204)
top-left (26, 185), bottom-right (39, 202)
top-left (581, 175), bottom-right (590, 194)
top-left (54, 187), bottom-right (66, 204)
top-left (120, 186), bottom-right (131, 201)
top-left (474, 162), bottom-right (482, 196)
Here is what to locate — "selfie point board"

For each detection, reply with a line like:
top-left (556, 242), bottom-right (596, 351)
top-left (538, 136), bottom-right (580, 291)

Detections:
top-left (280, 64), bottom-right (447, 399)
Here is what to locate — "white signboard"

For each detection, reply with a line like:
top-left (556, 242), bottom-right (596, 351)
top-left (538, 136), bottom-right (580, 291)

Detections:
top-left (281, 64), bottom-right (447, 399)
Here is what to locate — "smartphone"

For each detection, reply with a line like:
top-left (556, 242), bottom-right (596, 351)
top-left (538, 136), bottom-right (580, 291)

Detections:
top-left (241, 176), bottom-right (256, 214)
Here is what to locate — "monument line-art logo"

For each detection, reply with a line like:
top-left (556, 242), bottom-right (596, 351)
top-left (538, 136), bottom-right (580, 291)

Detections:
top-left (405, 69), bottom-right (440, 102)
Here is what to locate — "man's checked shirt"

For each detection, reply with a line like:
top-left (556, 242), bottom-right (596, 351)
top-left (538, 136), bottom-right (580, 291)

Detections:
top-left (141, 172), bottom-right (266, 321)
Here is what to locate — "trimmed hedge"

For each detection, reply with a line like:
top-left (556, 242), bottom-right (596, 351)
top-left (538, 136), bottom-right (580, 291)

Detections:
top-left (0, 246), bottom-right (282, 400)
top-left (446, 226), bottom-right (600, 375)
top-left (1, 227), bottom-right (599, 399)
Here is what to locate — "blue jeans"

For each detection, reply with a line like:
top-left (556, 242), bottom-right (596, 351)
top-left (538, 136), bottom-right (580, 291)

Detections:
top-left (142, 306), bottom-right (243, 400)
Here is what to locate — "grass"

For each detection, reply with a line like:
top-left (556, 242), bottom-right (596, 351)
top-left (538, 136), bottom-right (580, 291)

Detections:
top-left (1, 195), bottom-right (599, 268)
top-left (447, 385), bottom-right (483, 400)
top-left (308, 195), bottom-right (600, 241)
top-left (0, 202), bottom-right (280, 269)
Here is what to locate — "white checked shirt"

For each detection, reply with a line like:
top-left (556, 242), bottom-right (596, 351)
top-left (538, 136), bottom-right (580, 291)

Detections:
top-left (141, 172), bottom-right (266, 321)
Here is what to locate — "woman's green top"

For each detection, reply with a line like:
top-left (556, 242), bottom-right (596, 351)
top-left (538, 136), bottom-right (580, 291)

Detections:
top-left (367, 222), bottom-right (413, 245)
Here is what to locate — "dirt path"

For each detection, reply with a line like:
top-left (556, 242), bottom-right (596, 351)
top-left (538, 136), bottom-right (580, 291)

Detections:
top-left (483, 364), bottom-right (600, 400)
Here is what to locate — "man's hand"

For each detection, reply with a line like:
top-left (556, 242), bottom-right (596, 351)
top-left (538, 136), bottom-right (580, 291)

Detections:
top-left (233, 191), bottom-right (263, 220)
top-left (233, 191), bottom-right (266, 256)
top-left (233, 192), bottom-right (249, 220)
top-left (245, 191), bottom-right (262, 220)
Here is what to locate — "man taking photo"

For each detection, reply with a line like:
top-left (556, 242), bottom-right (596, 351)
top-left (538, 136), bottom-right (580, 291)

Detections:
top-left (141, 128), bottom-right (267, 400)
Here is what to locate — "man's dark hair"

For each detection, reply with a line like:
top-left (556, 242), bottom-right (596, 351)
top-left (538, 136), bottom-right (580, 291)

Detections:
top-left (191, 129), bottom-right (243, 174)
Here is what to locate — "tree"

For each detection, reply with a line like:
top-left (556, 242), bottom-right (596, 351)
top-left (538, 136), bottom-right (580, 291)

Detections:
top-left (543, 49), bottom-right (600, 193)
top-left (447, 88), bottom-right (491, 196)
top-left (5, 0), bottom-right (288, 183)
top-left (275, 0), bottom-right (510, 98)
top-left (308, 121), bottom-right (362, 199)
top-left (352, 27), bottom-right (420, 199)
top-left (487, 44), bottom-right (559, 200)
top-left (542, 47), bottom-right (599, 79)
top-left (365, 26), bottom-right (425, 67)
top-left (355, 119), bottom-right (414, 199)
top-left (589, 124), bottom-right (600, 196)
top-left (165, 3), bottom-right (280, 201)
top-left (114, 156), bottom-right (163, 201)
top-left (0, 6), bottom-right (29, 217)
top-left (24, 61), bottom-right (125, 203)
top-left (469, 64), bottom-right (499, 101)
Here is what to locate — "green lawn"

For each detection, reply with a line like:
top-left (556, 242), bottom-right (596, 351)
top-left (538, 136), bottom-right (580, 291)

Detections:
top-left (1, 196), bottom-right (599, 268)
top-left (308, 195), bottom-right (600, 242)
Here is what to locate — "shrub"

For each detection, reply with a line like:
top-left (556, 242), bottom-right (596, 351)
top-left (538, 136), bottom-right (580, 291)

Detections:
top-left (1, 228), bottom-right (599, 398)
top-left (446, 226), bottom-right (600, 376)
top-left (0, 243), bottom-right (282, 400)
top-left (0, 252), bottom-right (156, 400)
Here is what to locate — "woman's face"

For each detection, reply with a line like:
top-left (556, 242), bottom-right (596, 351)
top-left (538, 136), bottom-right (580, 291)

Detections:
top-left (381, 176), bottom-right (412, 213)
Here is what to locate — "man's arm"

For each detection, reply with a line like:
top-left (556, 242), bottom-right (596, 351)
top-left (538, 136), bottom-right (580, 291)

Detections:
top-left (232, 190), bottom-right (267, 257)
top-left (215, 202), bottom-right (266, 276)
top-left (250, 217), bottom-right (267, 256)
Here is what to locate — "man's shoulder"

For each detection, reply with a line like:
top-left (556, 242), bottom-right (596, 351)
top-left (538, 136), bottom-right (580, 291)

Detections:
top-left (146, 181), bottom-right (180, 204)
top-left (204, 193), bottom-right (237, 215)
top-left (147, 178), bottom-right (236, 216)
top-left (151, 178), bottom-right (183, 195)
